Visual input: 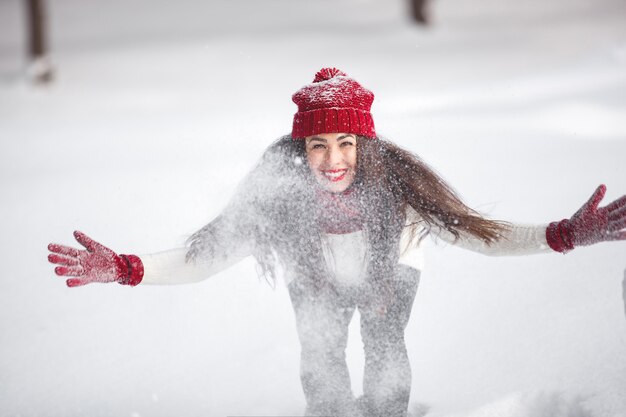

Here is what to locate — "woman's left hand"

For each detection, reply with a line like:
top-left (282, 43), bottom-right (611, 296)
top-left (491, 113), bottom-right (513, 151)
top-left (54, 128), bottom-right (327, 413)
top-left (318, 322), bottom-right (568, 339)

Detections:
top-left (546, 185), bottom-right (626, 252)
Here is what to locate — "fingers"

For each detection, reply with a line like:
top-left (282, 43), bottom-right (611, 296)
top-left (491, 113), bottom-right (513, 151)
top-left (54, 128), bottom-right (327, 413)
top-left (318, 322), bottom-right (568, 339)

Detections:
top-left (608, 215), bottom-right (626, 232)
top-left (73, 230), bottom-right (109, 254)
top-left (609, 205), bottom-right (626, 222)
top-left (606, 230), bottom-right (626, 242)
top-left (48, 253), bottom-right (79, 266)
top-left (608, 203), bottom-right (626, 232)
top-left (584, 184), bottom-right (606, 211)
top-left (48, 243), bottom-right (80, 258)
top-left (605, 195), bottom-right (626, 214)
top-left (54, 265), bottom-right (84, 277)
top-left (66, 278), bottom-right (88, 288)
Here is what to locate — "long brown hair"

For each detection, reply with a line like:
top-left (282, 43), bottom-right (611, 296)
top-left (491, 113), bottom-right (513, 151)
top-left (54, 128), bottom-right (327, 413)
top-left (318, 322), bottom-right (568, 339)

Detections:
top-left (357, 136), bottom-right (510, 247)
top-left (187, 135), bottom-right (509, 285)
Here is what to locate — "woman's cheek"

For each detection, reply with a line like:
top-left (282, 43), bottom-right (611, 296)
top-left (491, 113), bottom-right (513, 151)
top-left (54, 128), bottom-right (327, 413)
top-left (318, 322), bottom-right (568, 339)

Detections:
top-left (306, 152), bottom-right (322, 172)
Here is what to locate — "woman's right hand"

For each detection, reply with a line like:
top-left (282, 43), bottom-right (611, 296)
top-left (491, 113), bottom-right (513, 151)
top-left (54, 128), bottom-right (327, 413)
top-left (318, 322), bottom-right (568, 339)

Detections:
top-left (48, 231), bottom-right (143, 287)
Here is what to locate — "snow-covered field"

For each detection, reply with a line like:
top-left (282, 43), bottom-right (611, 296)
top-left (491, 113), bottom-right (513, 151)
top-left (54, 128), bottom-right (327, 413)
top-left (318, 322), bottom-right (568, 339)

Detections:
top-left (1, 0), bottom-right (625, 416)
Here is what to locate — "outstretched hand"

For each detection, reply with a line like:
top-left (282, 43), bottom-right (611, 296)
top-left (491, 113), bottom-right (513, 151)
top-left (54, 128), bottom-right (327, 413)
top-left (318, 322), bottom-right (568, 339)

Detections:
top-left (48, 231), bottom-right (143, 287)
top-left (547, 185), bottom-right (626, 252)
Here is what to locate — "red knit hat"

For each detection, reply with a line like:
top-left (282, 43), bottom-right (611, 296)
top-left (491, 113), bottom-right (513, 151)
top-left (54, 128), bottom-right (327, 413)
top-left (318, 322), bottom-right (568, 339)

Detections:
top-left (291, 68), bottom-right (376, 139)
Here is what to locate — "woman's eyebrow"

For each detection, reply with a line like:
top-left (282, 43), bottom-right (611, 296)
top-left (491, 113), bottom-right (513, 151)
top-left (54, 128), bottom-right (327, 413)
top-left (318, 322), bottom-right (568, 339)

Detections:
top-left (307, 137), bottom-right (327, 143)
top-left (338, 134), bottom-right (356, 140)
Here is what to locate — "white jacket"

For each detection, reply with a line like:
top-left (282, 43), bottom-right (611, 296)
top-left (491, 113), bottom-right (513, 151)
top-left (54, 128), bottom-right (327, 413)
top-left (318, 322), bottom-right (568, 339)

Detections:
top-left (140, 216), bottom-right (552, 286)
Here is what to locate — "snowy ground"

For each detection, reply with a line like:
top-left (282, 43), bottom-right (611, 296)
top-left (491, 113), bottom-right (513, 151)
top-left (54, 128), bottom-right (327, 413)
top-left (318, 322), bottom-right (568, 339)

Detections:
top-left (1, 0), bottom-right (625, 416)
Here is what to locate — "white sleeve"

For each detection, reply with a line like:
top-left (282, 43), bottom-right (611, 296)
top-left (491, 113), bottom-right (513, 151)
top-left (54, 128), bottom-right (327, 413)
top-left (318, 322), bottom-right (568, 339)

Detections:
top-left (140, 246), bottom-right (251, 285)
top-left (434, 223), bottom-right (553, 256)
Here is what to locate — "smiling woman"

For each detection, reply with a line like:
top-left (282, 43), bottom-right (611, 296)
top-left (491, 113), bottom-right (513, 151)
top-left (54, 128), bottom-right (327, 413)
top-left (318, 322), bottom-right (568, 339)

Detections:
top-left (305, 133), bottom-right (358, 193)
top-left (47, 68), bottom-right (626, 417)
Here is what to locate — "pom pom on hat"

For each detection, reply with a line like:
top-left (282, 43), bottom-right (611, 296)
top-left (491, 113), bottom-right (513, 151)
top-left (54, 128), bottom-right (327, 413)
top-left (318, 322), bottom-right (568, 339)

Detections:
top-left (291, 68), bottom-right (376, 139)
top-left (313, 67), bottom-right (347, 82)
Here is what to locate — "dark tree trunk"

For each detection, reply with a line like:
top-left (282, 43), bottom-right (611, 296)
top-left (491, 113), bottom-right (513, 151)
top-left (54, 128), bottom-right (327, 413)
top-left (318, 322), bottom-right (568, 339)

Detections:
top-left (25, 0), bottom-right (54, 83)
top-left (409, 0), bottom-right (429, 25)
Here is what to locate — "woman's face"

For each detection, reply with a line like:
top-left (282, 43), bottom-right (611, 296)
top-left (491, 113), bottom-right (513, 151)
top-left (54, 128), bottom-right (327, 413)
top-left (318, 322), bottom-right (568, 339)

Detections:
top-left (305, 132), bottom-right (357, 193)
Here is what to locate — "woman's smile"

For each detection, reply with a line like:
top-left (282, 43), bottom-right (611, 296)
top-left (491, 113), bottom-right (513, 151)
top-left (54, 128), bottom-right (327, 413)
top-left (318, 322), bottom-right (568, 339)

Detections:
top-left (322, 168), bottom-right (348, 182)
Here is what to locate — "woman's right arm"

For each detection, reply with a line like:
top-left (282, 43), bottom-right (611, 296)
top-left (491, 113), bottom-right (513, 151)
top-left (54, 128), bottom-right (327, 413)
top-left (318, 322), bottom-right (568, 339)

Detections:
top-left (141, 239), bottom-right (252, 285)
top-left (48, 222), bottom-right (254, 287)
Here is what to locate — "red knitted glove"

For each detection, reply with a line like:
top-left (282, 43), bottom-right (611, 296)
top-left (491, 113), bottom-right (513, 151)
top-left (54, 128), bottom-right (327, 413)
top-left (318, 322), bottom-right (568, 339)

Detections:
top-left (48, 231), bottom-right (143, 287)
top-left (546, 185), bottom-right (626, 253)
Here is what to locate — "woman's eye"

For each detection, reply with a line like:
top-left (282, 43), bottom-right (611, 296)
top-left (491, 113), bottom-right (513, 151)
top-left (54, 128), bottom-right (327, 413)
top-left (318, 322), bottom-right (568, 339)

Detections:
top-left (311, 144), bottom-right (325, 150)
top-left (340, 141), bottom-right (355, 147)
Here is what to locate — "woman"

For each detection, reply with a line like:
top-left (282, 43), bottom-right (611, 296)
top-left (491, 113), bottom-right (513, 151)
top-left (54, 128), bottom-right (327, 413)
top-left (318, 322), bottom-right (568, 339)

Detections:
top-left (48, 68), bottom-right (626, 417)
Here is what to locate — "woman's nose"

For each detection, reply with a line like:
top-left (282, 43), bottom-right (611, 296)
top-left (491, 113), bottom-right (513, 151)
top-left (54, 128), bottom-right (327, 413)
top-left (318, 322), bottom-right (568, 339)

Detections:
top-left (326, 146), bottom-right (342, 165)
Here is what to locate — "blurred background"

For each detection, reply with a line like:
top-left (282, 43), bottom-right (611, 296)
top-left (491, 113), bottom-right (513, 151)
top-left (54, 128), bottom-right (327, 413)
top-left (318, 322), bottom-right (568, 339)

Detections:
top-left (1, 0), bottom-right (625, 416)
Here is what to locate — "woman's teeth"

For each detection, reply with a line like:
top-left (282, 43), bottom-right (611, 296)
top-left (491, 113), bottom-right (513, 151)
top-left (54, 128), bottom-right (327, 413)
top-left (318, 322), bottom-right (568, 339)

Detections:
top-left (323, 170), bottom-right (347, 181)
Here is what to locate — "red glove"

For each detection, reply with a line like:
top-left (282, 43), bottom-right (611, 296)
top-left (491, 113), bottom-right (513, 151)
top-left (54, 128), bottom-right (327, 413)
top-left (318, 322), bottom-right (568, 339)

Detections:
top-left (48, 231), bottom-right (143, 287)
top-left (546, 185), bottom-right (626, 253)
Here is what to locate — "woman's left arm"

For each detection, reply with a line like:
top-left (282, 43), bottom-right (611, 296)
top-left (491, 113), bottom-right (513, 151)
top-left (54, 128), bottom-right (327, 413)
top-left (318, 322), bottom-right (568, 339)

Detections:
top-left (440, 184), bottom-right (626, 256)
top-left (440, 223), bottom-right (552, 256)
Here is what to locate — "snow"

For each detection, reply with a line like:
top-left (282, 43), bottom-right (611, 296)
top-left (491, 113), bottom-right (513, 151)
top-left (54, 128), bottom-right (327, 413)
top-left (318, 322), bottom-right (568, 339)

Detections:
top-left (1, 0), bottom-right (625, 416)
